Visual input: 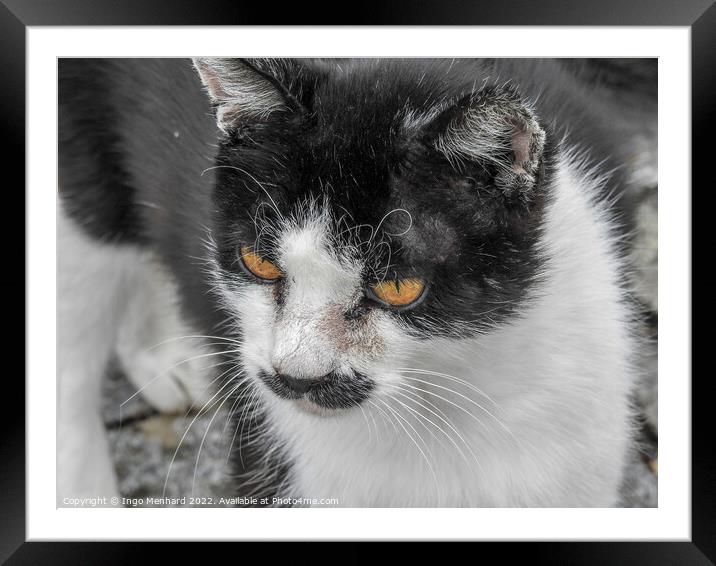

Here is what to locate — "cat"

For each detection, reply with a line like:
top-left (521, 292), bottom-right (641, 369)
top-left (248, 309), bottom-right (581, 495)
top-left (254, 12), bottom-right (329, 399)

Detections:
top-left (57, 58), bottom-right (645, 507)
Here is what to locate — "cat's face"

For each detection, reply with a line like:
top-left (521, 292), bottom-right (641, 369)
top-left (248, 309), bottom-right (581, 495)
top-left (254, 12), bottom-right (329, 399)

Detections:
top-left (196, 59), bottom-right (552, 413)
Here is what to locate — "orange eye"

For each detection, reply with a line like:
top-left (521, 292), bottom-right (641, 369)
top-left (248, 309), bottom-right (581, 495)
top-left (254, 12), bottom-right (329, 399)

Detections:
top-left (370, 278), bottom-right (425, 307)
top-left (240, 247), bottom-right (282, 281)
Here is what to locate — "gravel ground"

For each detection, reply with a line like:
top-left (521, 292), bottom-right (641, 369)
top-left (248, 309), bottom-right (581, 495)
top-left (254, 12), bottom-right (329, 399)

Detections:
top-left (103, 363), bottom-right (236, 504)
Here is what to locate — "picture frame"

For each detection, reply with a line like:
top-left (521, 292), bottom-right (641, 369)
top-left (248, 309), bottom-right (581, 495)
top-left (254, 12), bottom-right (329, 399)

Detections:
top-left (5, 0), bottom-right (706, 559)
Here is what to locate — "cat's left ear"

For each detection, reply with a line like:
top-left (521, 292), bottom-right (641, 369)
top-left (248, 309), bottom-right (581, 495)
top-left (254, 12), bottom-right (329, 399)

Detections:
top-left (424, 86), bottom-right (547, 198)
top-left (193, 58), bottom-right (310, 133)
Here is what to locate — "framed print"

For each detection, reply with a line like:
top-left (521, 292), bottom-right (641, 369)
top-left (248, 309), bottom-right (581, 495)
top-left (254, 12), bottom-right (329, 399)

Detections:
top-left (4, 0), bottom-right (708, 560)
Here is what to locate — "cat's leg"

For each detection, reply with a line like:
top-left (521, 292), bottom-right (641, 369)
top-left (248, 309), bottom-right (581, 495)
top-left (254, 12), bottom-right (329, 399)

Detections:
top-left (115, 255), bottom-right (213, 415)
top-left (57, 205), bottom-right (139, 503)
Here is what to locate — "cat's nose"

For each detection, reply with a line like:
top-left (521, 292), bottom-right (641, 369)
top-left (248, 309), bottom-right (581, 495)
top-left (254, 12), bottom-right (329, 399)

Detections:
top-left (277, 373), bottom-right (328, 395)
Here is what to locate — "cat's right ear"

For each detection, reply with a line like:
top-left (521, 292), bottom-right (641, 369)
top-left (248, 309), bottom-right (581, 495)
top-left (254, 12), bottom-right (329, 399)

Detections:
top-left (193, 58), bottom-right (302, 133)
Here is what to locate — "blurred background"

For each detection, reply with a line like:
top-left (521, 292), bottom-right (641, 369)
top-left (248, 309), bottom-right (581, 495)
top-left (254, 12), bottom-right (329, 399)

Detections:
top-left (102, 59), bottom-right (658, 507)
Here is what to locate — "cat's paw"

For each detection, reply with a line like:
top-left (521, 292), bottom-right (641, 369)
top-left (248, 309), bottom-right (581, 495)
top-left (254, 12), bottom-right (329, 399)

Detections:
top-left (119, 342), bottom-right (214, 414)
top-left (113, 255), bottom-right (219, 414)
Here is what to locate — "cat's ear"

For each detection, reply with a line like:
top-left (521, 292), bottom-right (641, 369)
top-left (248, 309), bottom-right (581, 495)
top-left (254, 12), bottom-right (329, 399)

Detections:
top-left (193, 58), bottom-right (308, 132)
top-left (424, 86), bottom-right (546, 197)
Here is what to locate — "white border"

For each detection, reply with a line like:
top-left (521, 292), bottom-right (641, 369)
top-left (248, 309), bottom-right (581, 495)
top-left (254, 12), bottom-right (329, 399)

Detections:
top-left (28, 27), bottom-right (690, 540)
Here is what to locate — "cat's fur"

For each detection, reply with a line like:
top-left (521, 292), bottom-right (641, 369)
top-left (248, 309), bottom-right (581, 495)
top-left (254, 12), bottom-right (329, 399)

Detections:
top-left (57, 58), bottom-right (648, 507)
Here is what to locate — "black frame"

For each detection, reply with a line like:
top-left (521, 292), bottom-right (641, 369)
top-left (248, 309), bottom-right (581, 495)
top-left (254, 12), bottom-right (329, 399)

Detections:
top-left (5, 0), bottom-right (706, 561)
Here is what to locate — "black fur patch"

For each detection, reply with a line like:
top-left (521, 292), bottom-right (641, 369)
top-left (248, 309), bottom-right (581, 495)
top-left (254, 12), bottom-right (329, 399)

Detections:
top-left (59, 59), bottom-right (146, 243)
top-left (209, 59), bottom-right (557, 338)
top-left (258, 370), bottom-right (375, 410)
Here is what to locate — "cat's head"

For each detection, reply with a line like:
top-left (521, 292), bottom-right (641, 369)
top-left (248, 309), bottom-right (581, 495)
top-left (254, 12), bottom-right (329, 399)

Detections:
top-left (195, 58), bottom-right (553, 414)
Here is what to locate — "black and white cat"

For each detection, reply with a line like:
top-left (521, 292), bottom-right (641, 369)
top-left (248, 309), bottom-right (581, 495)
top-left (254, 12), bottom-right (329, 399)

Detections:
top-left (58, 58), bottom-right (644, 507)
